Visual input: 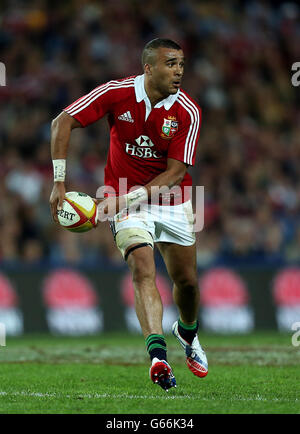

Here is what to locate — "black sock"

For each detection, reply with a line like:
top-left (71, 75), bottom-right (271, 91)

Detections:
top-left (178, 319), bottom-right (199, 345)
top-left (146, 334), bottom-right (167, 362)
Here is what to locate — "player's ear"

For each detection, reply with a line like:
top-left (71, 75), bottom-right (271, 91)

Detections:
top-left (144, 63), bottom-right (152, 76)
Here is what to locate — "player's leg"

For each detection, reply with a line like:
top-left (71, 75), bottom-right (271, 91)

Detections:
top-left (157, 241), bottom-right (208, 377)
top-left (125, 243), bottom-right (176, 390)
top-left (126, 243), bottom-right (162, 338)
top-left (112, 220), bottom-right (176, 390)
top-left (157, 241), bottom-right (199, 325)
top-left (114, 225), bottom-right (162, 338)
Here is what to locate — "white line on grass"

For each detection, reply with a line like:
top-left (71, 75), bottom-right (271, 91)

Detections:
top-left (0, 391), bottom-right (190, 400)
top-left (0, 391), bottom-right (298, 403)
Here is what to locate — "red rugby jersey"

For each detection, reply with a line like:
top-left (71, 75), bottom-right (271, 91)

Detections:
top-left (64, 75), bottom-right (201, 203)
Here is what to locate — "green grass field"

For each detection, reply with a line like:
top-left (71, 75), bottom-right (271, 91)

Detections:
top-left (0, 332), bottom-right (299, 414)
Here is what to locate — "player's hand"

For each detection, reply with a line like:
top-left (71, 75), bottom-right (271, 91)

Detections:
top-left (49, 182), bottom-right (66, 223)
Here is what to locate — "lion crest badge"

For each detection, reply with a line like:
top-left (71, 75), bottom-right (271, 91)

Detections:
top-left (161, 116), bottom-right (178, 139)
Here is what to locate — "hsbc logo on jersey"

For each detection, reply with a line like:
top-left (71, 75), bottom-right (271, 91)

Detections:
top-left (135, 136), bottom-right (154, 147)
top-left (125, 135), bottom-right (162, 159)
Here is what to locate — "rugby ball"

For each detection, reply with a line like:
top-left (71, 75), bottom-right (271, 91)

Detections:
top-left (57, 192), bottom-right (97, 233)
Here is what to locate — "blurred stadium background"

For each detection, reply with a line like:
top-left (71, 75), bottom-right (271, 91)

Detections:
top-left (0, 0), bottom-right (300, 337)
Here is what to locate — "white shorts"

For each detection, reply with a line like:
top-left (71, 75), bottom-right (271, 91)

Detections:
top-left (111, 200), bottom-right (196, 246)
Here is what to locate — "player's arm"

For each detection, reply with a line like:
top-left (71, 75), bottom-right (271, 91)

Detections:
top-left (97, 158), bottom-right (188, 220)
top-left (50, 81), bottom-right (119, 223)
top-left (144, 158), bottom-right (188, 193)
top-left (49, 111), bottom-right (81, 223)
top-left (124, 157), bottom-right (187, 209)
top-left (122, 157), bottom-right (188, 210)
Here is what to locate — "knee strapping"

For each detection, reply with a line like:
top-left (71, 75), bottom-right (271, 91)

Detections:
top-left (115, 228), bottom-right (154, 259)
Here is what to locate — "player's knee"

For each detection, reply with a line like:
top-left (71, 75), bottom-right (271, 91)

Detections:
top-left (115, 228), bottom-right (154, 260)
top-left (128, 248), bottom-right (156, 285)
top-left (174, 274), bottom-right (198, 294)
top-left (115, 227), bottom-right (155, 284)
top-left (132, 266), bottom-right (155, 287)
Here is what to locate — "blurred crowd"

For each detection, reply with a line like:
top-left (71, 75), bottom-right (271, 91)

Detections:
top-left (0, 0), bottom-right (299, 267)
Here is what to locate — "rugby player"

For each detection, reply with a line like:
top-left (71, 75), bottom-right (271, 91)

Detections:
top-left (50, 38), bottom-right (208, 391)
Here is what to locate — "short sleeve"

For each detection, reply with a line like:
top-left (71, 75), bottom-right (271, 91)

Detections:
top-left (167, 102), bottom-right (201, 166)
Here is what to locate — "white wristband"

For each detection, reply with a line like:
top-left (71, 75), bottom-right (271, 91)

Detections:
top-left (124, 187), bottom-right (148, 208)
top-left (53, 159), bottom-right (66, 182)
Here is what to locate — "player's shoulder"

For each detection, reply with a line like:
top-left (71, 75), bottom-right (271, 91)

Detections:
top-left (108, 75), bottom-right (136, 84)
top-left (103, 75), bottom-right (136, 92)
top-left (176, 89), bottom-right (202, 117)
top-left (94, 75), bottom-right (136, 100)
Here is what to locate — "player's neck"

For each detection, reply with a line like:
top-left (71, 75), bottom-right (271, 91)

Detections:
top-left (144, 79), bottom-right (169, 108)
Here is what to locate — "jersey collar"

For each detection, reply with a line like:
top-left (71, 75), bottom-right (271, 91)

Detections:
top-left (134, 74), bottom-right (179, 111)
